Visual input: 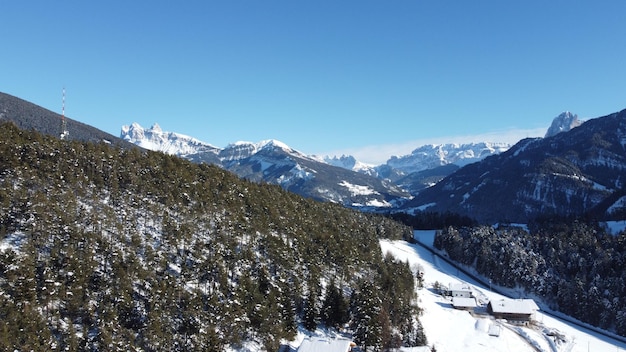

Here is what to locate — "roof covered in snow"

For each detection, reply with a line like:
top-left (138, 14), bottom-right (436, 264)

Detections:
top-left (489, 299), bottom-right (539, 315)
top-left (453, 297), bottom-right (478, 308)
top-left (449, 282), bottom-right (472, 292)
top-left (297, 338), bottom-right (354, 352)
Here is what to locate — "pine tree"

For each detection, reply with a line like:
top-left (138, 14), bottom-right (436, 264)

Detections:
top-left (303, 289), bottom-right (319, 331)
top-left (351, 280), bottom-right (383, 351)
top-left (321, 279), bottom-right (349, 329)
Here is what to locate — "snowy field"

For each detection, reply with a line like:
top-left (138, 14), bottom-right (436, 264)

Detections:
top-left (378, 230), bottom-right (626, 352)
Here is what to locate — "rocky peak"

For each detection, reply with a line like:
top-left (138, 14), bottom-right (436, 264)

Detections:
top-left (545, 111), bottom-right (583, 138)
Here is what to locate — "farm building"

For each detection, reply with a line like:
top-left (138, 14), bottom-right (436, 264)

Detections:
top-left (297, 337), bottom-right (356, 352)
top-left (487, 299), bottom-right (539, 325)
top-left (446, 282), bottom-right (473, 298)
top-left (452, 296), bottom-right (477, 311)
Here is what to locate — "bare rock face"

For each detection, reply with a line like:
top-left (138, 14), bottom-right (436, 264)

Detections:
top-left (545, 111), bottom-right (583, 138)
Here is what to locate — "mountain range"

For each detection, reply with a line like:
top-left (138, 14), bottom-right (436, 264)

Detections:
top-left (2, 91), bottom-right (624, 224)
top-left (2, 90), bottom-right (626, 350)
top-left (403, 109), bottom-right (626, 222)
top-left (120, 123), bottom-right (514, 210)
top-left (120, 109), bottom-right (621, 224)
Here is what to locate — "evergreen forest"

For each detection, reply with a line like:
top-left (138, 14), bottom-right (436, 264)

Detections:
top-left (434, 220), bottom-right (626, 336)
top-left (0, 122), bottom-right (426, 351)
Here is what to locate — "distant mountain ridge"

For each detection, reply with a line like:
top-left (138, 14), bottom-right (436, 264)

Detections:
top-left (120, 123), bottom-right (515, 207)
top-left (7, 90), bottom-right (622, 224)
top-left (121, 122), bottom-right (220, 156)
top-left (402, 109), bottom-right (626, 223)
top-left (386, 142), bottom-right (511, 173)
top-left (121, 110), bottom-right (626, 224)
top-left (121, 122), bottom-right (411, 208)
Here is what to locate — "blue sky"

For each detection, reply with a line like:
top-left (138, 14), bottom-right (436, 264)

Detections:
top-left (3, 1), bottom-right (625, 164)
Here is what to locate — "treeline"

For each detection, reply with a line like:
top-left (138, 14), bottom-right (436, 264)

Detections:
top-left (387, 211), bottom-right (476, 230)
top-left (434, 220), bottom-right (626, 335)
top-left (0, 122), bottom-right (423, 351)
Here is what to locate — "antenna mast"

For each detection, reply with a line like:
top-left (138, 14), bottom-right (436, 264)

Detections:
top-left (60, 87), bottom-right (69, 139)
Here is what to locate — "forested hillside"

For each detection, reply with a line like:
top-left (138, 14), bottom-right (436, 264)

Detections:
top-left (434, 221), bottom-right (626, 336)
top-left (0, 122), bottom-right (424, 351)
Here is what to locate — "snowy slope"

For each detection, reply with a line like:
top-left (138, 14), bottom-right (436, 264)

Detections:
top-left (378, 233), bottom-right (626, 352)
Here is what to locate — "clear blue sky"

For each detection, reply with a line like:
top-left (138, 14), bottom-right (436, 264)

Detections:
top-left (3, 1), bottom-right (625, 164)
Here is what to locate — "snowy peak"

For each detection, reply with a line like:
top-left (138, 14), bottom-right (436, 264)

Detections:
top-left (325, 154), bottom-right (357, 169)
top-left (220, 139), bottom-right (308, 162)
top-left (121, 122), bottom-right (218, 156)
top-left (121, 123), bottom-right (311, 163)
top-left (545, 111), bottom-right (583, 138)
top-left (149, 122), bottom-right (162, 133)
top-left (120, 122), bottom-right (409, 209)
top-left (386, 142), bottom-right (511, 175)
top-left (404, 108), bottom-right (626, 223)
top-left (323, 154), bottom-right (373, 172)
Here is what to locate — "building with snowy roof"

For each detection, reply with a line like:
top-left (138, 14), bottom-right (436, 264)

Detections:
top-left (446, 282), bottom-right (473, 298)
top-left (452, 296), bottom-right (477, 311)
top-left (487, 299), bottom-right (539, 325)
top-left (297, 337), bottom-right (356, 352)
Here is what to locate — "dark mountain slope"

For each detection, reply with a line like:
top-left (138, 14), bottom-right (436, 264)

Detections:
top-left (0, 92), bottom-right (135, 148)
top-left (404, 109), bottom-right (626, 223)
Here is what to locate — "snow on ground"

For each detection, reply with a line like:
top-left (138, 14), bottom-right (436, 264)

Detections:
top-left (338, 180), bottom-right (379, 196)
top-left (0, 231), bottom-right (27, 253)
top-left (379, 230), bottom-right (626, 352)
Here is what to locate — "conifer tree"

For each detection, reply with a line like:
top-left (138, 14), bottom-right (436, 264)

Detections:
top-left (321, 279), bottom-right (349, 329)
top-left (303, 288), bottom-right (319, 332)
top-left (351, 279), bottom-right (383, 351)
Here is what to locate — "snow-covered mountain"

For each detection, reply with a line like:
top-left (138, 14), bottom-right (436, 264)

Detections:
top-left (121, 123), bottom-right (411, 209)
top-left (120, 107), bottom-right (621, 223)
top-left (382, 142), bottom-right (511, 177)
top-left (545, 111), bottom-right (583, 138)
top-left (323, 154), bottom-right (376, 174)
top-left (121, 122), bottom-right (221, 156)
top-left (120, 123), bottom-right (516, 206)
top-left (321, 143), bottom-right (511, 184)
top-left (121, 123), bottom-right (311, 163)
top-left (403, 109), bottom-right (626, 223)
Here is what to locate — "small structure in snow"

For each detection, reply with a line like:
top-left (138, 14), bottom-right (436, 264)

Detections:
top-left (487, 299), bottom-right (539, 325)
top-left (297, 337), bottom-right (356, 352)
top-left (488, 323), bottom-right (501, 337)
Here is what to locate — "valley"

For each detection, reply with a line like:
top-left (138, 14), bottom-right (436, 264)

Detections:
top-left (378, 232), bottom-right (626, 352)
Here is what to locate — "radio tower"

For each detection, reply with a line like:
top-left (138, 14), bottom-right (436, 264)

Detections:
top-left (60, 87), bottom-right (69, 140)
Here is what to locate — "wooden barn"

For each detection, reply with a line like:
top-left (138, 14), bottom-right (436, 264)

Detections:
top-left (487, 299), bottom-right (539, 325)
top-left (452, 296), bottom-right (477, 311)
